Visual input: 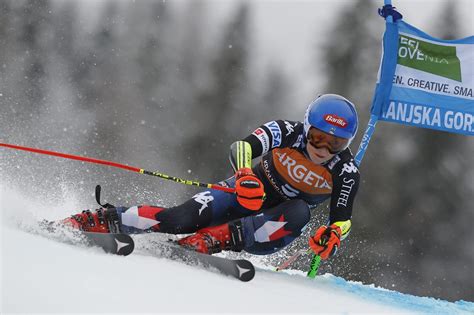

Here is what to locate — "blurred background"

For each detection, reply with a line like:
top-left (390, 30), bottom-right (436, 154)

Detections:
top-left (1, 0), bottom-right (473, 302)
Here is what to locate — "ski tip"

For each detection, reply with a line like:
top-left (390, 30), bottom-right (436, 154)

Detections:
top-left (235, 259), bottom-right (255, 282)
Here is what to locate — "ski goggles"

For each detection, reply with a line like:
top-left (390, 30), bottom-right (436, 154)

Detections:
top-left (306, 127), bottom-right (350, 155)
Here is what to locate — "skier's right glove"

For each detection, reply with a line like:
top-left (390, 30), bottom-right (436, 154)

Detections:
top-left (235, 167), bottom-right (265, 211)
top-left (309, 224), bottom-right (341, 260)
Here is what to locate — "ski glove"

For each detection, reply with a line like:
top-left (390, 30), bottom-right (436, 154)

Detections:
top-left (309, 224), bottom-right (341, 260)
top-left (235, 167), bottom-right (265, 211)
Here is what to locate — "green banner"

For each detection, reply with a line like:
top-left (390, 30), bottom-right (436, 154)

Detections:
top-left (398, 34), bottom-right (462, 82)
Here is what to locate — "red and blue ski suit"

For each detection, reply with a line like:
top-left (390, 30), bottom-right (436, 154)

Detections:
top-left (114, 120), bottom-right (360, 255)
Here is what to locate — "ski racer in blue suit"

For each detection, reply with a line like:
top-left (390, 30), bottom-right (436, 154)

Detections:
top-left (63, 94), bottom-right (360, 260)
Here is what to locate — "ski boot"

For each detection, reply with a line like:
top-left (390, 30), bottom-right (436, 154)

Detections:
top-left (178, 221), bottom-right (245, 254)
top-left (60, 185), bottom-right (121, 233)
top-left (61, 208), bottom-right (121, 233)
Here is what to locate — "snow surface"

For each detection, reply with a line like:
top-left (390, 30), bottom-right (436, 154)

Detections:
top-left (1, 186), bottom-right (473, 314)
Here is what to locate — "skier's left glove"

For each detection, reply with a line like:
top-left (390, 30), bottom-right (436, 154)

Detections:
top-left (309, 224), bottom-right (341, 260)
top-left (235, 167), bottom-right (265, 211)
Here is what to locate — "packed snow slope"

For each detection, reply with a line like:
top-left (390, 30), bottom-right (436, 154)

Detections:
top-left (2, 187), bottom-right (473, 314)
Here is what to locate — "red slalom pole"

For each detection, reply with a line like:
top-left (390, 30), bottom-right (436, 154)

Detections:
top-left (0, 142), bottom-right (235, 193)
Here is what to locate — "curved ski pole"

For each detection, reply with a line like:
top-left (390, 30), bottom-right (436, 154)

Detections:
top-left (0, 142), bottom-right (235, 193)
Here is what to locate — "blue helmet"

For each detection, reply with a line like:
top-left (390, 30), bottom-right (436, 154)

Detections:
top-left (304, 94), bottom-right (358, 141)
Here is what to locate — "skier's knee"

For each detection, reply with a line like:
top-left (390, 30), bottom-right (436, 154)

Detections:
top-left (286, 199), bottom-right (311, 230)
top-left (264, 199), bottom-right (311, 233)
top-left (155, 194), bottom-right (216, 234)
top-left (155, 206), bottom-right (200, 234)
top-left (240, 199), bottom-right (311, 255)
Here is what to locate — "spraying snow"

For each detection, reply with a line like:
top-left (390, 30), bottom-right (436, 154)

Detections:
top-left (1, 185), bottom-right (473, 314)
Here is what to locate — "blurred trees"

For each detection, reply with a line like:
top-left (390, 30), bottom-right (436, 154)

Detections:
top-left (1, 0), bottom-right (51, 125)
top-left (0, 0), bottom-right (471, 302)
top-left (182, 3), bottom-right (253, 179)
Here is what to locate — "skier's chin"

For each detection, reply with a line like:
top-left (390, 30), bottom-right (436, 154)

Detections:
top-left (307, 146), bottom-right (333, 164)
top-left (309, 155), bottom-right (330, 164)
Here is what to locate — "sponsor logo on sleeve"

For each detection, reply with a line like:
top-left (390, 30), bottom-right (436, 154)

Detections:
top-left (264, 121), bottom-right (282, 147)
top-left (253, 128), bottom-right (264, 136)
top-left (339, 162), bottom-right (358, 176)
top-left (284, 121), bottom-right (296, 136)
top-left (336, 177), bottom-right (355, 208)
top-left (336, 161), bottom-right (358, 208)
top-left (252, 128), bottom-right (270, 153)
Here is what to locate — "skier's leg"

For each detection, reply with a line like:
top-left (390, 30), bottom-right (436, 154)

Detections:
top-left (178, 199), bottom-right (311, 255)
top-left (156, 177), bottom-right (255, 233)
top-left (61, 178), bottom-right (249, 234)
top-left (60, 206), bottom-right (164, 234)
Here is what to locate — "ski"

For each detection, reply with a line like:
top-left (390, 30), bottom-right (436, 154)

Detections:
top-left (174, 250), bottom-right (255, 282)
top-left (37, 221), bottom-right (253, 280)
top-left (37, 220), bottom-right (134, 256)
top-left (83, 232), bottom-right (134, 256)
top-left (139, 239), bottom-right (255, 282)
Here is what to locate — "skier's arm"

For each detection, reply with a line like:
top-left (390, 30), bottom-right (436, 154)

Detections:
top-left (229, 141), bottom-right (265, 210)
top-left (328, 159), bottom-right (360, 241)
top-left (308, 158), bottom-right (360, 259)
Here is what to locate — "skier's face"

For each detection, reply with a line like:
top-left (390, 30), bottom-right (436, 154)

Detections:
top-left (307, 127), bottom-right (349, 154)
top-left (306, 140), bottom-right (334, 164)
top-left (306, 127), bottom-right (349, 164)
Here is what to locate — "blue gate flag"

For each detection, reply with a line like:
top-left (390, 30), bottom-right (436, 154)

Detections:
top-left (355, 4), bottom-right (473, 165)
top-left (372, 19), bottom-right (474, 136)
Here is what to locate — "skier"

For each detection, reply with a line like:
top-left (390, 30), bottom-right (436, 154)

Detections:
top-left (62, 94), bottom-right (360, 260)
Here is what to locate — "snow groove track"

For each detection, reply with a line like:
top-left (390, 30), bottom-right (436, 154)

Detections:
top-left (3, 226), bottom-right (473, 314)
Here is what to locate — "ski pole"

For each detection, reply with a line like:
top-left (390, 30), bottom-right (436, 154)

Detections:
top-left (306, 254), bottom-right (322, 278)
top-left (306, 225), bottom-right (333, 277)
top-left (275, 249), bottom-right (312, 271)
top-left (0, 142), bottom-right (235, 193)
top-left (275, 249), bottom-right (320, 277)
